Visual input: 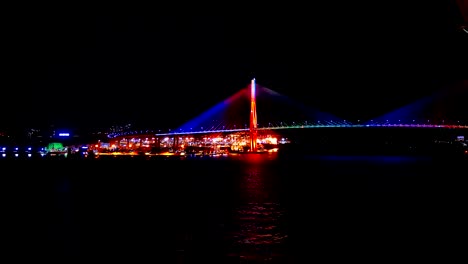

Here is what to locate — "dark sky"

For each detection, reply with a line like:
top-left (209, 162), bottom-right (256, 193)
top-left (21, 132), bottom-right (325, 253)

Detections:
top-left (3, 2), bottom-right (468, 131)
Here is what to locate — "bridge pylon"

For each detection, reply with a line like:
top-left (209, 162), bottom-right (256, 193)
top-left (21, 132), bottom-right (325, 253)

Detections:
top-left (250, 78), bottom-right (258, 152)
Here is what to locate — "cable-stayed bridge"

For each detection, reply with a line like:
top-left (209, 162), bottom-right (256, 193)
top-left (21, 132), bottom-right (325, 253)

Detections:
top-left (108, 79), bottom-right (468, 138)
top-left (99, 79), bottom-right (468, 156)
top-left (100, 79), bottom-right (468, 155)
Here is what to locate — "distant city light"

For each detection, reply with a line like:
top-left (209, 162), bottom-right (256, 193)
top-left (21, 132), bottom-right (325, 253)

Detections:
top-left (58, 133), bottom-right (70, 137)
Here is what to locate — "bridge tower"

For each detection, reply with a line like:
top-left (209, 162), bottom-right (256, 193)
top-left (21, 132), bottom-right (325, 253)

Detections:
top-left (250, 78), bottom-right (258, 152)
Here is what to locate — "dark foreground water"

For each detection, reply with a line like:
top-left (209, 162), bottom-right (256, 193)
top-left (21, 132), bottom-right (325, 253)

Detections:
top-left (3, 152), bottom-right (467, 262)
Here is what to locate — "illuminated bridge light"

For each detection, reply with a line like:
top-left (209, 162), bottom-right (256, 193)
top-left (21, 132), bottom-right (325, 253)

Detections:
top-left (103, 79), bottom-right (468, 144)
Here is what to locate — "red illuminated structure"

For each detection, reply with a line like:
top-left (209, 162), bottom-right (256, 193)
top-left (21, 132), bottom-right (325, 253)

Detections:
top-left (250, 78), bottom-right (258, 152)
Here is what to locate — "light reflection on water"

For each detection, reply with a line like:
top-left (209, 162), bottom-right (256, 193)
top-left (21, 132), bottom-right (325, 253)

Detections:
top-left (233, 203), bottom-right (286, 245)
top-left (6, 153), bottom-right (466, 262)
top-left (226, 153), bottom-right (289, 263)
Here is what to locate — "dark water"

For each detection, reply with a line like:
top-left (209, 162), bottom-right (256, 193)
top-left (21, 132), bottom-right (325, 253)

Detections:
top-left (3, 152), bottom-right (467, 262)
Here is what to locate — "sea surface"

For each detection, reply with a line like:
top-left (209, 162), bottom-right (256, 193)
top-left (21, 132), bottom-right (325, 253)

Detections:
top-left (3, 152), bottom-right (467, 262)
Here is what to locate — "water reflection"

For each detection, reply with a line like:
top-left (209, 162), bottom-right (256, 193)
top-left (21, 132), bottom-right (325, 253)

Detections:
top-left (227, 154), bottom-right (288, 262)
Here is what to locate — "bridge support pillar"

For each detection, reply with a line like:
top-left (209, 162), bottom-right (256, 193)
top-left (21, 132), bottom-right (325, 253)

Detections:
top-left (250, 78), bottom-right (258, 152)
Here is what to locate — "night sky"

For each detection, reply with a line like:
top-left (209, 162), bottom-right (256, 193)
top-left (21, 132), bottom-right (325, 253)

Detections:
top-left (3, 2), bottom-right (468, 131)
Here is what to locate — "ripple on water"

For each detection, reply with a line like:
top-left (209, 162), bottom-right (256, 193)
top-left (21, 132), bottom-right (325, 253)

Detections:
top-left (227, 202), bottom-right (289, 261)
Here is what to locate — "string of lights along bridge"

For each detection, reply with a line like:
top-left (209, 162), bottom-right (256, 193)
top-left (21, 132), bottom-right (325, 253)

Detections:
top-left (108, 79), bottom-right (468, 141)
top-left (2, 79), bottom-right (466, 158)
